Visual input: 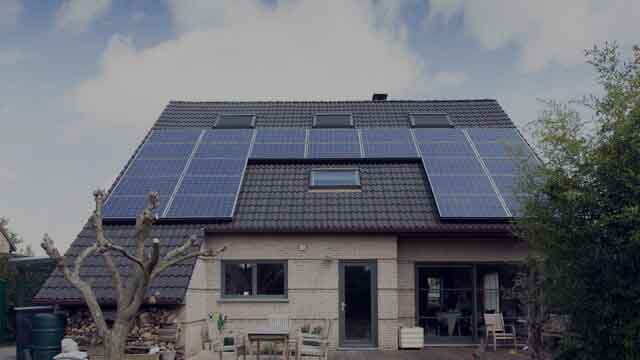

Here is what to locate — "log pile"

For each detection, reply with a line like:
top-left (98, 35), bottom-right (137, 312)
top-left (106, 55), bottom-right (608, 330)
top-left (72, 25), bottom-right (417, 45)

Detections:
top-left (65, 308), bottom-right (182, 358)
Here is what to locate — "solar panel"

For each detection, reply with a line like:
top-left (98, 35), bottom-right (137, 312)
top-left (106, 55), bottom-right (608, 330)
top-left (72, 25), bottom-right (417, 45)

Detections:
top-left (195, 143), bottom-right (251, 158)
top-left (103, 196), bottom-right (168, 219)
top-left (126, 159), bottom-right (189, 177)
top-left (414, 128), bottom-right (509, 219)
top-left (313, 114), bottom-right (353, 128)
top-left (251, 143), bottom-right (305, 159)
top-left (307, 143), bottom-right (361, 159)
top-left (363, 142), bottom-right (418, 158)
top-left (464, 127), bottom-right (539, 217)
top-left (215, 114), bottom-right (255, 128)
top-left (147, 129), bottom-right (202, 143)
top-left (111, 177), bottom-right (179, 196)
top-left (201, 129), bottom-right (253, 143)
top-left (361, 128), bottom-right (413, 143)
top-left (254, 128), bottom-right (306, 143)
top-left (165, 195), bottom-right (236, 218)
top-left (163, 129), bottom-right (253, 220)
top-left (308, 129), bottom-right (358, 143)
top-left (177, 176), bottom-right (242, 194)
top-left (137, 143), bottom-right (195, 159)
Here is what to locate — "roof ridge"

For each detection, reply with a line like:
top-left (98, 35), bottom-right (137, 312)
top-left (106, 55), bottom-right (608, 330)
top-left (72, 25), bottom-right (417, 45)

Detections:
top-left (167, 99), bottom-right (498, 104)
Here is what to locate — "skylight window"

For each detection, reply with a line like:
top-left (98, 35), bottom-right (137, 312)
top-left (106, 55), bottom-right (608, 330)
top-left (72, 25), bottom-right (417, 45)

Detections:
top-left (410, 113), bottom-right (453, 128)
top-left (216, 114), bottom-right (256, 128)
top-left (310, 169), bottom-right (360, 189)
top-left (313, 113), bottom-right (354, 128)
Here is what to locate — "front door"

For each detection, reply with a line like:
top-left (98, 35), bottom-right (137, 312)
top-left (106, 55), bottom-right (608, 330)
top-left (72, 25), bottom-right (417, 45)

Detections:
top-left (339, 260), bottom-right (377, 348)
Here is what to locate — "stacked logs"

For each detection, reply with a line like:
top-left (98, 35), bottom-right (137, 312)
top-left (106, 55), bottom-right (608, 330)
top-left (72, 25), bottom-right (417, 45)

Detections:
top-left (65, 308), bottom-right (180, 355)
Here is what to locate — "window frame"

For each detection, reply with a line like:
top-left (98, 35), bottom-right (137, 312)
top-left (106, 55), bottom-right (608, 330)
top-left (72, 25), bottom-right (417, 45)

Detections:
top-left (409, 112), bottom-right (453, 128)
top-left (310, 168), bottom-right (361, 190)
top-left (313, 113), bottom-right (354, 128)
top-left (221, 260), bottom-right (288, 299)
top-left (216, 113), bottom-right (257, 129)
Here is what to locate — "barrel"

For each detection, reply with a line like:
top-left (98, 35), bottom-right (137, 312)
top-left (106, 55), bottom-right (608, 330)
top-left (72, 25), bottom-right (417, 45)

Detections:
top-left (31, 313), bottom-right (66, 360)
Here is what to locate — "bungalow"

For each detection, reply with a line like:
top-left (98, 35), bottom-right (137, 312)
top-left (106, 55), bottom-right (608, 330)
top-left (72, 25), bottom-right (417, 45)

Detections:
top-left (35, 96), bottom-right (532, 357)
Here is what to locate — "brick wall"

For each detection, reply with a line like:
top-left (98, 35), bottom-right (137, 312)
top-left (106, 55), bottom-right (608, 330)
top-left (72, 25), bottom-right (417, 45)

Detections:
top-left (180, 233), bottom-right (399, 356)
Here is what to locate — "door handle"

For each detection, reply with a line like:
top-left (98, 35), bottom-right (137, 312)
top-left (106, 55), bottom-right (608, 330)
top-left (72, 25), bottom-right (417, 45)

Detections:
top-left (341, 302), bottom-right (346, 312)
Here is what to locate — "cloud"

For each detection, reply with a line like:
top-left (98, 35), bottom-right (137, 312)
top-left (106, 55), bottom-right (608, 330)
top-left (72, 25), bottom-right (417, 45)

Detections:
top-left (0, 0), bottom-right (21, 31)
top-left (65, 0), bottom-right (460, 131)
top-left (0, 48), bottom-right (23, 65)
top-left (55, 0), bottom-right (111, 32)
top-left (428, 0), bottom-right (640, 72)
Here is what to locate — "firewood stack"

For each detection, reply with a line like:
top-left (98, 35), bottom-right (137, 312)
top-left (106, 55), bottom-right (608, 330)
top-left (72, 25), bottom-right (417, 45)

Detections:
top-left (65, 308), bottom-right (181, 358)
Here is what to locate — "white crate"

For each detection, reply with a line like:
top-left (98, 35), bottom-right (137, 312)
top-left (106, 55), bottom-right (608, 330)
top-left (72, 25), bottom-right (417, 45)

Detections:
top-left (398, 327), bottom-right (424, 349)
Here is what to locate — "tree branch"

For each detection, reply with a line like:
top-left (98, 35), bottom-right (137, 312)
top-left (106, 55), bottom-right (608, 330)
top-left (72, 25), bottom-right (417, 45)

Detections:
top-left (134, 192), bottom-right (159, 260)
top-left (93, 190), bottom-right (123, 306)
top-left (151, 245), bottom-right (226, 281)
top-left (41, 234), bottom-right (109, 337)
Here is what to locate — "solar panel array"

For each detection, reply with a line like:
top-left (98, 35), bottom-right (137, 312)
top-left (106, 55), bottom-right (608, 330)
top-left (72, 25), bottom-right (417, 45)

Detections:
top-left (103, 127), bottom-right (535, 222)
top-left (466, 128), bottom-right (536, 216)
top-left (412, 128), bottom-right (509, 219)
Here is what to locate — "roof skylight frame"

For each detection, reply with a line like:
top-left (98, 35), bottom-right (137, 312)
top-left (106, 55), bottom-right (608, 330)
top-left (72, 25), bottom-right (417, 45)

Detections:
top-left (309, 168), bottom-right (361, 190)
top-left (410, 112), bottom-right (454, 128)
top-left (215, 113), bottom-right (257, 129)
top-left (312, 113), bottom-right (354, 128)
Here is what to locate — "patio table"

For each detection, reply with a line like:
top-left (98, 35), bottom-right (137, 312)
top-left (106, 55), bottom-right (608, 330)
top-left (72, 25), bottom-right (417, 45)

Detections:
top-left (247, 328), bottom-right (290, 360)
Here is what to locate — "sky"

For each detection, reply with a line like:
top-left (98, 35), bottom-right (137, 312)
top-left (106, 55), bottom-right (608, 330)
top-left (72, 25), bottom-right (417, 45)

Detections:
top-left (1, 0), bottom-right (639, 254)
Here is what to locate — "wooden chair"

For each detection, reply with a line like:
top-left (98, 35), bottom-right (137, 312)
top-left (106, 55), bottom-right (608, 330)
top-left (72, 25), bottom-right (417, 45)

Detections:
top-left (268, 314), bottom-right (295, 355)
top-left (484, 313), bottom-right (517, 351)
top-left (295, 319), bottom-right (332, 360)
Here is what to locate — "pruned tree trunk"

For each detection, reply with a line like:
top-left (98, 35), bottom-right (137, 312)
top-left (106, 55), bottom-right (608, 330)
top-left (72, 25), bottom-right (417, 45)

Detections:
top-left (41, 190), bottom-right (226, 360)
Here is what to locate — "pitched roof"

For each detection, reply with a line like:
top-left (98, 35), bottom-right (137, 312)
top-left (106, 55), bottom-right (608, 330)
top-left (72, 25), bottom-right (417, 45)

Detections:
top-left (156, 99), bottom-right (514, 128)
top-left (34, 223), bottom-right (203, 305)
top-left (35, 99), bottom-right (517, 305)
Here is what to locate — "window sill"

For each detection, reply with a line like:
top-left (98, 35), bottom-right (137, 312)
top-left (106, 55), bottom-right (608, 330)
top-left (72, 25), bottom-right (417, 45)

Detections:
top-left (217, 297), bottom-right (289, 303)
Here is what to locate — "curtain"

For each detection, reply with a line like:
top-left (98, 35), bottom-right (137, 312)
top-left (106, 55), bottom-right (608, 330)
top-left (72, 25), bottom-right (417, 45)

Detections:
top-left (483, 272), bottom-right (500, 313)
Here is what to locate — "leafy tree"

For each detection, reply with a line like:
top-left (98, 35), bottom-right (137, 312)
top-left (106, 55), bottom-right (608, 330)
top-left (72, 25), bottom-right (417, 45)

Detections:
top-left (518, 43), bottom-right (640, 359)
top-left (0, 217), bottom-right (34, 256)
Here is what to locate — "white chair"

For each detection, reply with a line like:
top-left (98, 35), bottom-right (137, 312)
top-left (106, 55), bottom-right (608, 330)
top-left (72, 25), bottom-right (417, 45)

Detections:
top-left (296, 319), bottom-right (332, 360)
top-left (484, 313), bottom-right (517, 351)
top-left (267, 314), bottom-right (294, 356)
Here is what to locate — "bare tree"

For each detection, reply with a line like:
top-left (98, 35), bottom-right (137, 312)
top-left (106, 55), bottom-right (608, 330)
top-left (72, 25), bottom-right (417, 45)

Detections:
top-left (42, 190), bottom-right (225, 360)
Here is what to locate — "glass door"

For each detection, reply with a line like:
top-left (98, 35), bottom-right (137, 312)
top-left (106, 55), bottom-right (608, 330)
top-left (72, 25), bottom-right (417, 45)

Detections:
top-left (417, 266), bottom-right (475, 344)
top-left (339, 261), bottom-right (377, 347)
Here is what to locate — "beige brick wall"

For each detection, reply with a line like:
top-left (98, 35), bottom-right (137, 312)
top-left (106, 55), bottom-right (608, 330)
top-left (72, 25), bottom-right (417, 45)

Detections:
top-left (181, 233), bottom-right (399, 356)
top-left (396, 237), bottom-right (528, 326)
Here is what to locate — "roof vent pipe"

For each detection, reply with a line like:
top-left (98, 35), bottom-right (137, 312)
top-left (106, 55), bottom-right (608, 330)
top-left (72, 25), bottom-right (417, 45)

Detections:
top-left (372, 93), bottom-right (388, 101)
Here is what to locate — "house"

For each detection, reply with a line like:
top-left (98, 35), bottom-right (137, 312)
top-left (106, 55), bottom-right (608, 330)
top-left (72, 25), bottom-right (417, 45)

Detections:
top-left (35, 96), bottom-right (533, 356)
top-left (0, 223), bottom-right (16, 254)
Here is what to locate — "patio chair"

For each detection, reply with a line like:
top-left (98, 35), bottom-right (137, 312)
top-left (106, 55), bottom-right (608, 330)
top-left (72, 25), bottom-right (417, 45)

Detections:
top-left (484, 313), bottom-right (517, 351)
top-left (205, 323), bottom-right (248, 360)
top-left (267, 313), bottom-right (296, 355)
top-left (295, 319), bottom-right (332, 360)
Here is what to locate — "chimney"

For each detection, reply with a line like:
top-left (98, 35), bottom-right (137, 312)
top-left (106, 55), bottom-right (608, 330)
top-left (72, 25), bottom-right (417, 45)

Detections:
top-left (372, 93), bottom-right (388, 101)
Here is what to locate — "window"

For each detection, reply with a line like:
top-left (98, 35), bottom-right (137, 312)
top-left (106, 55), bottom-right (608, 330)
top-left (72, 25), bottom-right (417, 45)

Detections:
top-left (222, 261), bottom-right (287, 298)
top-left (483, 272), bottom-right (500, 313)
top-left (310, 169), bottom-right (360, 189)
top-left (410, 113), bottom-right (453, 128)
top-left (313, 113), bottom-right (354, 128)
top-left (216, 114), bottom-right (256, 128)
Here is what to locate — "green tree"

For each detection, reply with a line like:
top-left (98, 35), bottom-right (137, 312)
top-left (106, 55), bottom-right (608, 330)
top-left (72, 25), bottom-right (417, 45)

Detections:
top-left (519, 43), bottom-right (640, 359)
top-left (0, 217), bottom-right (34, 256)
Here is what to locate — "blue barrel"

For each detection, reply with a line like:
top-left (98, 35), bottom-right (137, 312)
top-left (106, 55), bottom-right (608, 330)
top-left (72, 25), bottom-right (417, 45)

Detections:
top-left (31, 313), bottom-right (66, 360)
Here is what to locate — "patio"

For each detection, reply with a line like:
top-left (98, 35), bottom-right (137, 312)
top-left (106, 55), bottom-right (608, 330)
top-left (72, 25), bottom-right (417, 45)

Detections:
top-left (191, 348), bottom-right (527, 360)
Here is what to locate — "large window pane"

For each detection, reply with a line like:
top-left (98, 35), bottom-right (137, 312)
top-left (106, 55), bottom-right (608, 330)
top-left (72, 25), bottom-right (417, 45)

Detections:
top-left (257, 263), bottom-right (286, 295)
top-left (224, 263), bottom-right (253, 296)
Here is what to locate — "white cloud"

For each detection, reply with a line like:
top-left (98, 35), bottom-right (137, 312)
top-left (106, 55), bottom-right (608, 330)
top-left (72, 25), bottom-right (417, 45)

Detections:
top-left (0, 0), bottom-right (21, 31)
top-left (65, 0), bottom-right (460, 130)
top-left (428, 0), bottom-right (640, 72)
top-left (55, 0), bottom-right (111, 32)
top-left (0, 48), bottom-right (23, 65)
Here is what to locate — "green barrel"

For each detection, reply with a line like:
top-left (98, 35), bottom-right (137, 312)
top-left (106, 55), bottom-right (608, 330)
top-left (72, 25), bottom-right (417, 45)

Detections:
top-left (31, 313), bottom-right (66, 360)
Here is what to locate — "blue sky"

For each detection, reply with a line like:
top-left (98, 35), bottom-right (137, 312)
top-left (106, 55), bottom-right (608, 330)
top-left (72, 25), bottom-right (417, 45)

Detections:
top-left (1, 0), bottom-right (638, 253)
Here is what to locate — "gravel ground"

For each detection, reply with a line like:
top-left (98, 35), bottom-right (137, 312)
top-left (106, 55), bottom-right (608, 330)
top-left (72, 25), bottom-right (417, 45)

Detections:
top-left (0, 346), bottom-right (16, 360)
